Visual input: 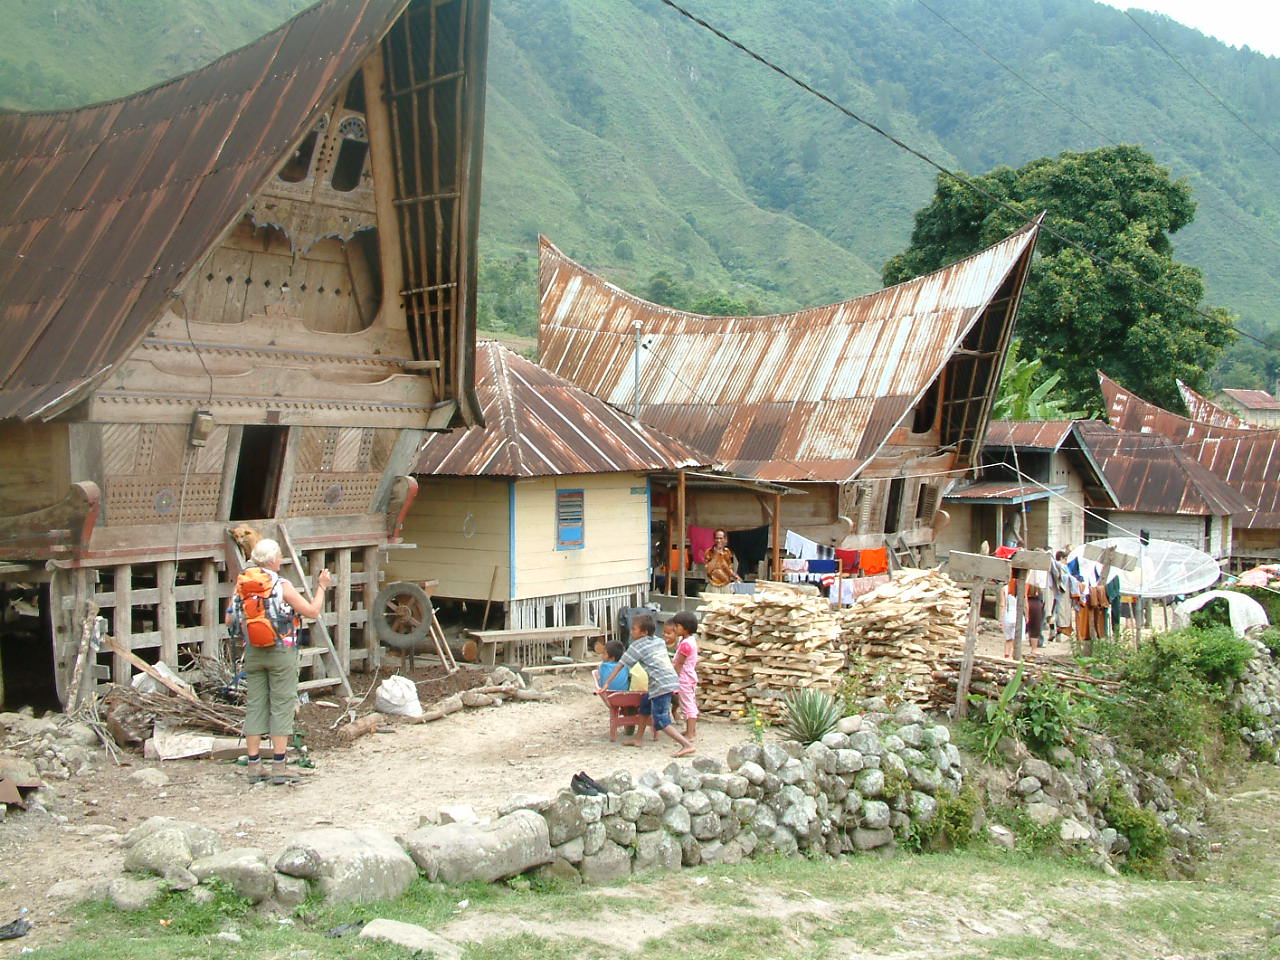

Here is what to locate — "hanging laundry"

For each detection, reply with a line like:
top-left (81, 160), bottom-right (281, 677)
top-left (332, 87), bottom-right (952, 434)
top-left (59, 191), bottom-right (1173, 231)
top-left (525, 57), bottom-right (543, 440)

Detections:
top-left (727, 525), bottom-right (770, 578)
top-left (687, 525), bottom-right (716, 564)
top-left (859, 547), bottom-right (889, 576)
top-left (784, 530), bottom-right (821, 561)
top-left (835, 548), bottom-right (859, 573)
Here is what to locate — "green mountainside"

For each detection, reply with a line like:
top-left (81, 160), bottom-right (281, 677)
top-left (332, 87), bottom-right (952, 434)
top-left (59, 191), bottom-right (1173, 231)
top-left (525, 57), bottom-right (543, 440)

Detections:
top-left (2, 0), bottom-right (1277, 387)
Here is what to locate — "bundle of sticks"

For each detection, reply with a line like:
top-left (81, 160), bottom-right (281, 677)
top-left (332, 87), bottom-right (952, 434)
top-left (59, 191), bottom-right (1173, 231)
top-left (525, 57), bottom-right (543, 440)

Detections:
top-left (102, 683), bottom-right (246, 739)
top-left (696, 583), bottom-right (843, 720)
top-left (837, 569), bottom-right (969, 704)
top-left (929, 651), bottom-right (1120, 709)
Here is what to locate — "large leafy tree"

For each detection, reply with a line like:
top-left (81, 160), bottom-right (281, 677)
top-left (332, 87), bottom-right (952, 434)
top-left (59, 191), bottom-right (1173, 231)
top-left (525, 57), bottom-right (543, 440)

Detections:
top-left (882, 145), bottom-right (1235, 412)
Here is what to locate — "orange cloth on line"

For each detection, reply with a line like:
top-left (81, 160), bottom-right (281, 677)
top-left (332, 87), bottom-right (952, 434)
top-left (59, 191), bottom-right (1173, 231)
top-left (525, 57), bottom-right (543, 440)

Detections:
top-left (859, 547), bottom-right (888, 576)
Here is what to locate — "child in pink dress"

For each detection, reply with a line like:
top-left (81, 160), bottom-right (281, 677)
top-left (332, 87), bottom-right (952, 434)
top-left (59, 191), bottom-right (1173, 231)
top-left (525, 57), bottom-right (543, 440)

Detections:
top-left (668, 611), bottom-right (700, 740)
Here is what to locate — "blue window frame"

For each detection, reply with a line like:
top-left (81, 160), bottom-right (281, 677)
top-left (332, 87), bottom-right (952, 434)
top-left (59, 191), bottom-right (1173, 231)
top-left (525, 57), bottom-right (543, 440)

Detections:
top-left (556, 489), bottom-right (584, 550)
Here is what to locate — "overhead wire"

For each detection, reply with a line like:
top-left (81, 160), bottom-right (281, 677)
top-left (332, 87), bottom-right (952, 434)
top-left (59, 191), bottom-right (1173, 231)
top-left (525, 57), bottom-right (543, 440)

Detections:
top-left (911, 0), bottom-right (1280, 260)
top-left (655, 0), bottom-right (1279, 353)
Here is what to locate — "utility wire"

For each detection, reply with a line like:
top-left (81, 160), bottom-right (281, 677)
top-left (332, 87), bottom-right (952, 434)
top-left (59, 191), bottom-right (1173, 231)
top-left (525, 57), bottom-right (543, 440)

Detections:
top-left (911, 0), bottom-right (1280, 260)
top-left (1123, 10), bottom-right (1280, 163)
top-left (655, 0), bottom-right (1278, 353)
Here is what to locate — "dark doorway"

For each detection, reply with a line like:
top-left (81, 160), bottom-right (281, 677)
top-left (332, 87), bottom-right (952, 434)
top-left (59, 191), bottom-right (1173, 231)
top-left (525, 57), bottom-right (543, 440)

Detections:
top-left (230, 426), bottom-right (289, 521)
top-left (884, 477), bottom-right (906, 534)
top-left (0, 583), bottom-right (60, 711)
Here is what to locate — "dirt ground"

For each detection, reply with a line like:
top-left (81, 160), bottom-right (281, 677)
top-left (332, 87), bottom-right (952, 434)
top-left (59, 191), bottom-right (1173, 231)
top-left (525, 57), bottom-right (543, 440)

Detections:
top-left (0, 665), bottom-right (747, 945)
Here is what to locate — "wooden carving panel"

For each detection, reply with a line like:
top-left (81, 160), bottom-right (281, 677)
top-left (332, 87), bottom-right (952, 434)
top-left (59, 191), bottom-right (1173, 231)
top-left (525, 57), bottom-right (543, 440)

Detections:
top-left (105, 474), bottom-right (221, 525)
top-left (287, 473), bottom-right (381, 516)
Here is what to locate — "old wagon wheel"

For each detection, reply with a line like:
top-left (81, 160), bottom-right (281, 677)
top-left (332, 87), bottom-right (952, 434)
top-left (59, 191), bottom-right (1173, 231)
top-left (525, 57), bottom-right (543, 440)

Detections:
top-left (372, 581), bottom-right (433, 650)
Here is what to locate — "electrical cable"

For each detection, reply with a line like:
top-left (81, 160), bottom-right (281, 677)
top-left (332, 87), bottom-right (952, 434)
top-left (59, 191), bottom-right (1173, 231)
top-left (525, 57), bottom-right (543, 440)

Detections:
top-left (1123, 10), bottom-right (1280, 163)
top-left (655, 0), bottom-right (1279, 354)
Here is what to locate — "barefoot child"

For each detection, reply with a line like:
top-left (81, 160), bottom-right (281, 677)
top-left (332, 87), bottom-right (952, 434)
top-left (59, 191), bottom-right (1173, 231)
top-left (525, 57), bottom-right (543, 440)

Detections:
top-left (597, 613), bottom-right (695, 757)
top-left (668, 611), bottom-right (700, 741)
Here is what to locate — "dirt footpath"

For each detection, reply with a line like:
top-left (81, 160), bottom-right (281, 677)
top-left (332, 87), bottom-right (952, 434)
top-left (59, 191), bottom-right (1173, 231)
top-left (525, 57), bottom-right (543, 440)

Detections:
top-left (0, 673), bottom-right (746, 932)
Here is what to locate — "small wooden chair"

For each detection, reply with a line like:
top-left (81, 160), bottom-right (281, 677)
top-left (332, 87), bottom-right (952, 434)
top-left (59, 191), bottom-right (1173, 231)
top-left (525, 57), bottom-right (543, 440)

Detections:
top-left (593, 669), bottom-right (658, 741)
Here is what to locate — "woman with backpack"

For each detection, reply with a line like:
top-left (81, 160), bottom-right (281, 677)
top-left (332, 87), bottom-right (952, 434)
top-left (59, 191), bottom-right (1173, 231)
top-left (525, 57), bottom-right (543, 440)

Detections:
top-left (227, 537), bottom-right (331, 785)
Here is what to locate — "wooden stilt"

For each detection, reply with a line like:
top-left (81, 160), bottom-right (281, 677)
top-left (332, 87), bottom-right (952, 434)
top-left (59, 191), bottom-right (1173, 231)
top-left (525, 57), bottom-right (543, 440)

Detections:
top-left (113, 564), bottom-right (132, 684)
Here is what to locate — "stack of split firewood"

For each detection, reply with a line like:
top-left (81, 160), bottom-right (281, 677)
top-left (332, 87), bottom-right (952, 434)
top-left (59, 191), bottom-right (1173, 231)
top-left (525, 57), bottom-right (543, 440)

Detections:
top-left (696, 583), bottom-right (843, 720)
top-left (928, 651), bottom-right (1119, 710)
top-left (837, 569), bottom-right (969, 704)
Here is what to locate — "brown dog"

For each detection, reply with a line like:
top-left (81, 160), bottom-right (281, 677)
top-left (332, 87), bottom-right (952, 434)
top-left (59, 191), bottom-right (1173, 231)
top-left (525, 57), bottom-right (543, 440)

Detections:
top-left (229, 524), bottom-right (262, 561)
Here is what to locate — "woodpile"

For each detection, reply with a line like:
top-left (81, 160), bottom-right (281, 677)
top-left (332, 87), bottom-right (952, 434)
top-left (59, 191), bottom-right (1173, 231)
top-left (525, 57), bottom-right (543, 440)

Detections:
top-left (696, 583), bottom-right (843, 720)
top-left (837, 569), bottom-right (969, 705)
top-left (929, 651), bottom-right (1120, 709)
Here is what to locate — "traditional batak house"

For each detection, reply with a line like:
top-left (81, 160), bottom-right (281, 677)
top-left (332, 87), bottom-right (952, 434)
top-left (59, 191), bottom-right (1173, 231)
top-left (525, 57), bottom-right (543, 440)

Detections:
top-left (1074, 421), bottom-right (1248, 560)
top-left (388, 340), bottom-right (712, 638)
top-left (939, 420), bottom-right (1117, 558)
top-left (1101, 373), bottom-right (1279, 569)
top-left (537, 221), bottom-right (1042, 577)
top-left (0, 0), bottom-right (491, 705)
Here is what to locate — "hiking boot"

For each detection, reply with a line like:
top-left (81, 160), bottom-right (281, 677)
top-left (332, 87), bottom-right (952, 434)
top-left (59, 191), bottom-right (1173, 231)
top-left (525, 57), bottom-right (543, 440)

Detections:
top-left (246, 759), bottom-right (267, 784)
top-left (271, 759), bottom-right (300, 785)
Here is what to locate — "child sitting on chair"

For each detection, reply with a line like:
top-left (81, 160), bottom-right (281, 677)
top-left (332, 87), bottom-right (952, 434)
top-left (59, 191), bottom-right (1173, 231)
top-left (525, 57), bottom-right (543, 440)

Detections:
top-left (598, 613), bottom-right (695, 757)
top-left (598, 640), bottom-right (630, 691)
top-left (668, 611), bottom-right (700, 741)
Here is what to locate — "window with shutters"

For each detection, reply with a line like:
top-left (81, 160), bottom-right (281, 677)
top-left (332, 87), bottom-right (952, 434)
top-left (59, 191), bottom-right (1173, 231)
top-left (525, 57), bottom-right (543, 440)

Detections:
top-left (915, 483), bottom-right (938, 524)
top-left (556, 490), bottom-right (585, 550)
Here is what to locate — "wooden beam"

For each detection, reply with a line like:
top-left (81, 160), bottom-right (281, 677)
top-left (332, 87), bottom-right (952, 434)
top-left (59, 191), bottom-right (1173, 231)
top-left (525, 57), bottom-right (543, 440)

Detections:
top-left (156, 560), bottom-right (178, 666)
top-left (113, 565), bottom-right (132, 684)
top-left (335, 547), bottom-right (351, 668)
top-left (200, 558), bottom-right (219, 660)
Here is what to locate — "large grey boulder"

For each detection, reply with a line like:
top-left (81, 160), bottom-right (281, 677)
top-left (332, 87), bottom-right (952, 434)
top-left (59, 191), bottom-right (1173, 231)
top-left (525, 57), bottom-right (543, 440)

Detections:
top-left (359, 919), bottom-right (462, 959)
top-left (122, 817), bottom-right (220, 856)
top-left (274, 828), bottom-right (417, 903)
top-left (633, 831), bottom-right (681, 873)
top-left (542, 793), bottom-right (589, 845)
top-left (403, 810), bottom-right (551, 884)
top-left (579, 839), bottom-right (631, 885)
top-left (124, 829), bottom-right (195, 876)
top-left (189, 848), bottom-right (275, 904)
top-left (108, 876), bottom-right (164, 911)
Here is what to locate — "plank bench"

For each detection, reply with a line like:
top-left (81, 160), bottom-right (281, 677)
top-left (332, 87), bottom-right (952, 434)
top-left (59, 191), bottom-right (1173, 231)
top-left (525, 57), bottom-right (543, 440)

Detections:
top-left (462, 624), bottom-right (605, 667)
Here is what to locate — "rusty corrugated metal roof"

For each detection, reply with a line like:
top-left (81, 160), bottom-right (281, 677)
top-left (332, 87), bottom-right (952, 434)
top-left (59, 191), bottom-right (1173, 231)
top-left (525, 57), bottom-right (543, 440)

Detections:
top-left (943, 481), bottom-right (1055, 504)
top-left (0, 0), bottom-right (417, 421)
top-left (1100, 373), bottom-right (1273, 526)
top-left (538, 221), bottom-right (1039, 482)
top-left (1219, 387), bottom-right (1280, 411)
top-left (1177, 380), bottom-right (1253, 428)
top-left (985, 420), bottom-right (1077, 451)
top-left (414, 340), bottom-right (714, 477)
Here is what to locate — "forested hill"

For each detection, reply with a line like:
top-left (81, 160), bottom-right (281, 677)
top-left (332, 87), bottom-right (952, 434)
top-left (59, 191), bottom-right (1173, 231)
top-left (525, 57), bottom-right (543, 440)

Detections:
top-left (2, 0), bottom-right (1278, 386)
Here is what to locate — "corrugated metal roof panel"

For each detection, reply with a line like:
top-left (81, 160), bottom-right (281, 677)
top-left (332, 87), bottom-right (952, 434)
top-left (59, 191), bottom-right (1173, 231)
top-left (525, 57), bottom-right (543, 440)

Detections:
top-left (985, 420), bottom-right (1076, 450)
top-left (0, 0), bottom-right (414, 420)
top-left (415, 341), bottom-right (715, 477)
top-left (1220, 387), bottom-right (1280, 411)
top-left (1177, 380), bottom-right (1253, 428)
top-left (538, 221), bottom-right (1040, 481)
top-left (943, 482), bottom-right (1055, 504)
top-left (1091, 384), bottom-right (1265, 521)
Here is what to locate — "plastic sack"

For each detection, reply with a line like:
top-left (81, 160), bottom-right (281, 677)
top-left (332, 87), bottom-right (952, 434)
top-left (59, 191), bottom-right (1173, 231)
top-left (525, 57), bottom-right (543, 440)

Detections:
top-left (374, 675), bottom-right (423, 718)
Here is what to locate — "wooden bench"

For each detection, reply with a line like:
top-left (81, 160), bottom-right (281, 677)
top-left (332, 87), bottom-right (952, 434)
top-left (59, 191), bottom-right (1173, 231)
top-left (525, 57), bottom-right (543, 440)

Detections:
top-left (462, 624), bottom-right (605, 667)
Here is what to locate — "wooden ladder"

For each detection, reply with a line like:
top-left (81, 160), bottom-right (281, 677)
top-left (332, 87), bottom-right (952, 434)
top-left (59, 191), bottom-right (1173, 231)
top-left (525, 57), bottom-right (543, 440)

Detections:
top-left (272, 524), bottom-right (354, 699)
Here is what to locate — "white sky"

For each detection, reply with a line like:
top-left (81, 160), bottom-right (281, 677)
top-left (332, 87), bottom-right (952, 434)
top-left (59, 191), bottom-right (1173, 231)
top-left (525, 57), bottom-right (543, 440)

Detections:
top-left (1097, 1), bottom-right (1280, 58)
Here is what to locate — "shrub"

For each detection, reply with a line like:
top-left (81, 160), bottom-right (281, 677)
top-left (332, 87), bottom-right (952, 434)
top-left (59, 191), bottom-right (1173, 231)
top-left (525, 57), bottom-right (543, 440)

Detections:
top-left (778, 688), bottom-right (841, 744)
top-left (1254, 626), bottom-right (1280, 659)
top-left (1099, 781), bottom-right (1168, 874)
top-left (1020, 676), bottom-right (1077, 756)
top-left (904, 784), bottom-right (981, 852)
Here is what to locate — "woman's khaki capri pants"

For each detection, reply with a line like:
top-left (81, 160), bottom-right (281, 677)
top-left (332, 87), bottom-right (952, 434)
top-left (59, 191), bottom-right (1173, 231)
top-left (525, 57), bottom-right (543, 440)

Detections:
top-left (243, 644), bottom-right (299, 737)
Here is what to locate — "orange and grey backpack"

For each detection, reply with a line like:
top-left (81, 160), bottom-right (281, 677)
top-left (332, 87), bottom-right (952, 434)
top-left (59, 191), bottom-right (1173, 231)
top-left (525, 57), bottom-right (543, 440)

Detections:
top-left (229, 566), bottom-right (297, 647)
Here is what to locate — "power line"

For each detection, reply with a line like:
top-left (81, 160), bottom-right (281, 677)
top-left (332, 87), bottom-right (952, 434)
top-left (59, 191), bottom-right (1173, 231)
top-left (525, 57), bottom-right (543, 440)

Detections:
top-left (655, 0), bottom-right (1278, 354)
top-left (1123, 10), bottom-right (1280, 164)
top-left (911, 0), bottom-right (1280, 261)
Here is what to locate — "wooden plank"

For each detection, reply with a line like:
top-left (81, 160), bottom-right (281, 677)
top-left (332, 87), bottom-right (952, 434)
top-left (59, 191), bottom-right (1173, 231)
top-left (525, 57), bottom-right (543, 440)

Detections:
top-left (1010, 549), bottom-right (1053, 572)
top-left (335, 548), bottom-right (351, 667)
top-left (200, 558), bottom-right (219, 659)
top-left (948, 551), bottom-right (1011, 582)
top-left (363, 545), bottom-right (379, 670)
top-left (113, 565), bottom-right (132, 684)
top-left (465, 625), bottom-right (604, 641)
top-left (156, 560), bottom-right (178, 666)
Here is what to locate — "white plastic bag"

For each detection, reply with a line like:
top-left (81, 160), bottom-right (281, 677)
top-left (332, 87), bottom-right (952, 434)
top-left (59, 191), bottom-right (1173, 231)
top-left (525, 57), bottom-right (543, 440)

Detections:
top-left (374, 675), bottom-right (423, 717)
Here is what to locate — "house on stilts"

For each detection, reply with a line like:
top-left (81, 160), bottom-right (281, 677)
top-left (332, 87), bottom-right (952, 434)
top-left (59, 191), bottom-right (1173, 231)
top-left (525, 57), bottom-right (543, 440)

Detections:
top-left (0, 0), bottom-right (491, 706)
top-left (537, 220), bottom-right (1042, 586)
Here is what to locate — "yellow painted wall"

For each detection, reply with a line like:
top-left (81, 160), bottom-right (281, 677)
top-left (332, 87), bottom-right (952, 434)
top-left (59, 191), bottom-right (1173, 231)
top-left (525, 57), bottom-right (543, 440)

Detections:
top-left (513, 473), bottom-right (649, 600)
top-left (386, 476), bottom-right (511, 600)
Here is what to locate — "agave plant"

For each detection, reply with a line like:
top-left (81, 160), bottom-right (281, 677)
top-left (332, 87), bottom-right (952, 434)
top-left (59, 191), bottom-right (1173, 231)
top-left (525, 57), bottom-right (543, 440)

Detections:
top-left (778, 688), bottom-right (842, 744)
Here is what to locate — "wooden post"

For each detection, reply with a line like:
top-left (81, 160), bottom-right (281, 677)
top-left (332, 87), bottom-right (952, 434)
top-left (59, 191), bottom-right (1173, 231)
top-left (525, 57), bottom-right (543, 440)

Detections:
top-left (665, 485), bottom-right (675, 594)
top-left (363, 545), bottom-right (380, 670)
top-left (200, 558), bottom-right (219, 660)
top-left (770, 492), bottom-right (782, 583)
top-left (677, 469), bottom-right (686, 611)
top-left (113, 564), bottom-right (132, 684)
top-left (156, 560), bottom-right (178, 667)
top-left (335, 548), bottom-right (352, 670)
top-left (955, 585), bottom-right (983, 718)
top-left (1013, 577), bottom-right (1027, 662)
